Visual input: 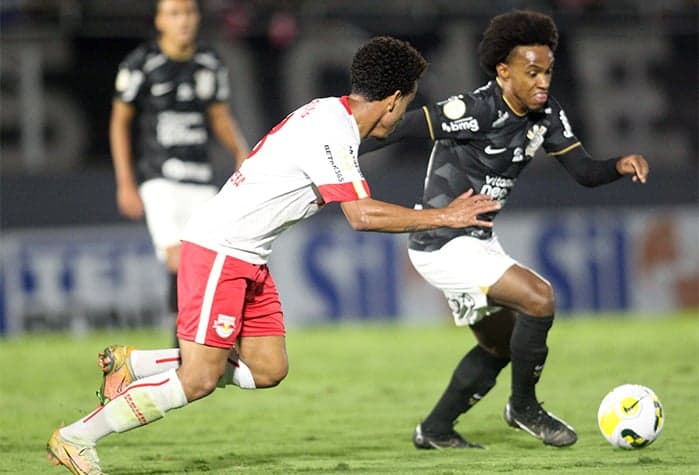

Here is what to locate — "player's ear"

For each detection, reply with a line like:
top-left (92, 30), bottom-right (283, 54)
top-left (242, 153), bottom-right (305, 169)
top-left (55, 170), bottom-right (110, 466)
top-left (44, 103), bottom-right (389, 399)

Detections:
top-left (387, 90), bottom-right (403, 113)
top-left (496, 62), bottom-right (508, 79)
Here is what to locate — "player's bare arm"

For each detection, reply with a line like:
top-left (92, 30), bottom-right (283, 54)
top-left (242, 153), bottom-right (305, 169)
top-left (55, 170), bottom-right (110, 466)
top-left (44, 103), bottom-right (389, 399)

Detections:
top-left (616, 154), bottom-right (649, 183)
top-left (340, 189), bottom-right (499, 233)
top-left (109, 99), bottom-right (144, 219)
top-left (208, 102), bottom-right (250, 169)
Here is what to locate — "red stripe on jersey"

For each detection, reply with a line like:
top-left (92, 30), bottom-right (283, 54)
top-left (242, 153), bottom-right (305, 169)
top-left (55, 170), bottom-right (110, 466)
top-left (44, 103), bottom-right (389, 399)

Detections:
top-left (339, 96), bottom-right (352, 115)
top-left (317, 180), bottom-right (370, 203)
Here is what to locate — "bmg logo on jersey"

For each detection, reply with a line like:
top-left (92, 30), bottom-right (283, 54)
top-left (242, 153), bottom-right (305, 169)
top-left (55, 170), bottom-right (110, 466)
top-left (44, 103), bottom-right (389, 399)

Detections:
top-left (441, 116), bottom-right (479, 133)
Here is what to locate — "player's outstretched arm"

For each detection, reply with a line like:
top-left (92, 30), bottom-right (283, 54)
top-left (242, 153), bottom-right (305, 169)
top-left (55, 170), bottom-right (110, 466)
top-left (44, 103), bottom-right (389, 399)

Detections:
top-left (615, 154), bottom-right (649, 184)
top-left (340, 189), bottom-right (499, 233)
top-left (208, 103), bottom-right (250, 169)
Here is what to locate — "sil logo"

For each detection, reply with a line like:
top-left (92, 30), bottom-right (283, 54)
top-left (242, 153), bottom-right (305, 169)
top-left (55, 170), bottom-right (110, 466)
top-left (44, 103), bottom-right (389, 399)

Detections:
top-left (213, 314), bottom-right (237, 339)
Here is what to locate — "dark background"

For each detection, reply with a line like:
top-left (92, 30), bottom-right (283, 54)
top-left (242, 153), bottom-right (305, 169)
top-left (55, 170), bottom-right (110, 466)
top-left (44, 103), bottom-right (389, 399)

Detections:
top-left (1, 0), bottom-right (697, 229)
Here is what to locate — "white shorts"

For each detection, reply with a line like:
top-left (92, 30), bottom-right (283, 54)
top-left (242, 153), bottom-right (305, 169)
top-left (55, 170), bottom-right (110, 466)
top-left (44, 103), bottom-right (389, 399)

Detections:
top-left (139, 178), bottom-right (218, 261)
top-left (408, 234), bottom-right (517, 326)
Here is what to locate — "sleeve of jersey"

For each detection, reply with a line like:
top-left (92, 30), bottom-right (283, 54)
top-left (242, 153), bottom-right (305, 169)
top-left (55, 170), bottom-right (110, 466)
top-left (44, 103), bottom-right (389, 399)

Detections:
top-left (113, 51), bottom-right (145, 103)
top-left (427, 94), bottom-right (483, 141)
top-left (543, 99), bottom-right (582, 156)
top-left (213, 51), bottom-right (230, 103)
top-left (303, 143), bottom-right (371, 204)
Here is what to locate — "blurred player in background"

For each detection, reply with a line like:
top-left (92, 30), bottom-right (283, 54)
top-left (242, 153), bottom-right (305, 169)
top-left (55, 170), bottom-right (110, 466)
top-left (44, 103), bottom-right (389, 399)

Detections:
top-left (47, 36), bottom-right (501, 474)
top-left (110, 0), bottom-right (249, 343)
top-left (361, 10), bottom-right (649, 449)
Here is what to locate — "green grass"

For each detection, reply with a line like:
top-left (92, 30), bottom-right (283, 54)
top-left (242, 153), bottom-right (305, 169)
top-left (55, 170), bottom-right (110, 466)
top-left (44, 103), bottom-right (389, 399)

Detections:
top-left (1, 313), bottom-right (698, 474)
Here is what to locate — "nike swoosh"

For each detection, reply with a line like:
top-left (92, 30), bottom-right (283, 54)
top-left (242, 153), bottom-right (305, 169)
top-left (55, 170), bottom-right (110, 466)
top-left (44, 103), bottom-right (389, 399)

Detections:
top-left (151, 83), bottom-right (174, 96)
top-left (484, 145), bottom-right (507, 154)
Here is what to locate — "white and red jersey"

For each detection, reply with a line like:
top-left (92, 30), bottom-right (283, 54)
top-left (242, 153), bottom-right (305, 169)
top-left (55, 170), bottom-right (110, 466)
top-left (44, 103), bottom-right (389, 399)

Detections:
top-left (182, 96), bottom-right (370, 264)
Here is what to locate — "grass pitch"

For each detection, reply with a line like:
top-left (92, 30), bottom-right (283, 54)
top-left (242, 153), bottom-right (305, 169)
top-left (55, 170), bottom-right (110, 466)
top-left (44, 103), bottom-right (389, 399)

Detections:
top-left (1, 313), bottom-right (698, 474)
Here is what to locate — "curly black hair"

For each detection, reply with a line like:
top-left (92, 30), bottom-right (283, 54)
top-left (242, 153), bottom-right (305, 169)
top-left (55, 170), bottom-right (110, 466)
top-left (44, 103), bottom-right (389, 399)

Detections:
top-left (478, 10), bottom-right (558, 76)
top-left (350, 36), bottom-right (428, 101)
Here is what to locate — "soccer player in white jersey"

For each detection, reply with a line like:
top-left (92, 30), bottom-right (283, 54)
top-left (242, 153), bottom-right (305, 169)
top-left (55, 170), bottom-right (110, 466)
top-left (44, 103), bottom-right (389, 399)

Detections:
top-left (110, 0), bottom-right (249, 343)
top-left (47, 36), bottom-right (501, 474)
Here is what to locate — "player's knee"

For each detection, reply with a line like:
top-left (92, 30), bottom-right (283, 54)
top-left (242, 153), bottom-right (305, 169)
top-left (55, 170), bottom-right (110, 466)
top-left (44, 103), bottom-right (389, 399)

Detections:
top-left (177, 365), bottom-right (224, 401)
top-left (524, 280), bottom-right (555, 316)
top-left (253, 363), bottom-right (288, 388)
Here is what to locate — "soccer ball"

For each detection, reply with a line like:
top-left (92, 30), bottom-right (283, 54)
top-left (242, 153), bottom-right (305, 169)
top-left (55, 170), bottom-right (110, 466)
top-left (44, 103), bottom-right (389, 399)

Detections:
top-left (597, 384), bottom-right (664, 449)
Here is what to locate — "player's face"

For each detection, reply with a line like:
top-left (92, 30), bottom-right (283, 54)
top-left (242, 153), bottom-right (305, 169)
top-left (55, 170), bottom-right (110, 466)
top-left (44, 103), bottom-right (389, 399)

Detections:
top-left (156, 0), bottom-right (200, 47)
top-left (498, 45), bottom-right (553, 113)
top-left (371, 87), bottom-right (418, 139)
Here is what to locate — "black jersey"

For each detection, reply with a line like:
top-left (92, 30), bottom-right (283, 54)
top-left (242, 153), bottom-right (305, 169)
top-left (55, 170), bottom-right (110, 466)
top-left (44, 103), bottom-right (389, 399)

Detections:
top-left (114, 41), bottom-right (230, 184)
top-left (408, 80), bottom-right (582, 251)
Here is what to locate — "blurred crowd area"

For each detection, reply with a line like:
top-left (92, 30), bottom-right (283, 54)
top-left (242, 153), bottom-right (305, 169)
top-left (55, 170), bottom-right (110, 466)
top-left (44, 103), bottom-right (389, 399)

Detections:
top-left (0, 0), bottom-right (697, 224)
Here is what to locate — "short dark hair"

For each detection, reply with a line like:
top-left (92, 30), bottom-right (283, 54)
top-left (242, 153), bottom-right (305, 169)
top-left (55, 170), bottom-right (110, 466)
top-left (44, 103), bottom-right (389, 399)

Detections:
top-left (478, 10), bottom-right (559, 76)
top-left (350, 36), bottom-right (428, 101)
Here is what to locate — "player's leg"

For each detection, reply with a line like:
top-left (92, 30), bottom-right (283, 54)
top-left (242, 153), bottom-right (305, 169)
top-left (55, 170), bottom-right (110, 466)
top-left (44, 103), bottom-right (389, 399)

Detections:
top-left (50, 343), bottom-right (227, 473)
top-left (47, 241), bottom-right (243, 473)
top-left (488, 264), bottom-right (553, 410)
top-left (234, 335), bottom-right (288, 388)
top-left (139, 178), bottom-right (181, 344)
top-left (416, 310), bottom-right (513, 449)
top-left (487, 264), bottom-right (577, 446)
top-left (231, 263), bottom-right (289, 388)
top-left (408, 235), bottom-right (515, 449)
top-left (165, 244), bottom-right (181, 347)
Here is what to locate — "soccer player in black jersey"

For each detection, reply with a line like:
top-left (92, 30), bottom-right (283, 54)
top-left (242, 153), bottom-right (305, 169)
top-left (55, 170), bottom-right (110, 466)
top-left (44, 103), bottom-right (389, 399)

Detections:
top-left (110, 0), bottom-right (249, 341)
top-left (361, 10), bottom-right (648, 449)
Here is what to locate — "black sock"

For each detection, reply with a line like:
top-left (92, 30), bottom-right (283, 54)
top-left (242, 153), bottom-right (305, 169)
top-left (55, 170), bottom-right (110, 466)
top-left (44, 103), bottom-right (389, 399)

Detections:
top-left (168, 272), bottom-right (179, 348)
top-left (509, 314), bottom-right (554, 411)
top-left (422, 345), bottom-right (509, 435)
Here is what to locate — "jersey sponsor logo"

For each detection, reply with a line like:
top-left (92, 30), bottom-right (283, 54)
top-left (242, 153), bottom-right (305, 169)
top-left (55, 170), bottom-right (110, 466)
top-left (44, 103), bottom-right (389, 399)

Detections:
top-left (484, 145), bottom-right (507, 155)
top-left (229, 169), bottom-right (245, 186)
top-left (480, 175), bottom-right (515, 203)
top-left (151, 82), bottom-right (174, 96)
top-left (441, 116), bottom-right (479, 133)
top-left (162, 158), bottom-right (213, 182)
top-left (156, 111), bottom-right (207, 147)
top-left (441, 96), bottom-right (467, 120)
top-left (213, 314), bottom-right (237, 339)
top-left (324, 144), bottom-right (344, 182)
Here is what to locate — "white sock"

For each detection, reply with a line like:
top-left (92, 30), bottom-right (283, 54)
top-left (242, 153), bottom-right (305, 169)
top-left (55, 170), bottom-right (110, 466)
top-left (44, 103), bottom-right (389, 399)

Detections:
top-left (130, 349), bottom-right (181, 378)
top-left (231, 358), bottom-right (256, 389)
top-left (217, 356), bottom-right (256, 389)
top-left (61, 369), bottom-right (187, 444)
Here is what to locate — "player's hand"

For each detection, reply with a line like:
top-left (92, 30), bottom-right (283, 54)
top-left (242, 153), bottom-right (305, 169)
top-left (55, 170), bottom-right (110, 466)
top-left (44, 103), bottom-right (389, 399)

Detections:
top-left (445, 189), bottom-right (500, 228)
top-left (616, 154), bottom-right (649, 184)
top-left (116, 184), bottom-right (145, 219)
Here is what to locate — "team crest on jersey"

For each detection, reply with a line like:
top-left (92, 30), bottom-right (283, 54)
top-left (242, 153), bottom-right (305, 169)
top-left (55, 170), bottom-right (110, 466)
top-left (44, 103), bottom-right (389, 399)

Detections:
top-left (177, 83), bottom-right (194, 101)
top-left (213, 314), bottom-right (237, 339)
top-left (441, 96), bottom-right (467, 120)
top-left (525, 124), bottom-right (547, 157)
